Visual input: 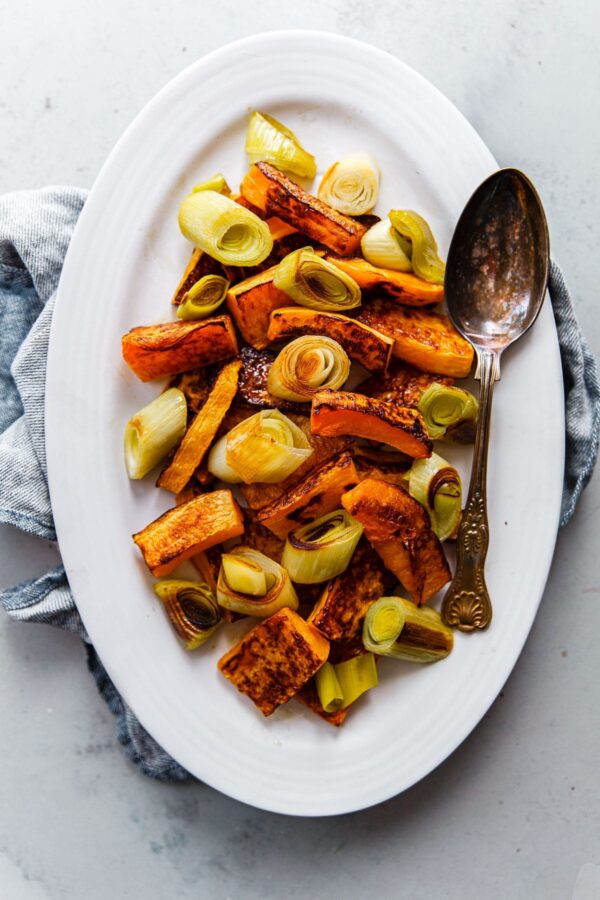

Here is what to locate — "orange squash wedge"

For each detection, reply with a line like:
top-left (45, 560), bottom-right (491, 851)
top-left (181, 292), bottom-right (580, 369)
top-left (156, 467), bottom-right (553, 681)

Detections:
top-left (326, 256), bottom-right (444, 306)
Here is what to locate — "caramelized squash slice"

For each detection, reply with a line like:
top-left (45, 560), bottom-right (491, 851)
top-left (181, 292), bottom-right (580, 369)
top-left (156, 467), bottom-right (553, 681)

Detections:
top-left (358, 299), bottom-right (474, 378)
top-left (326, 257), bottom-right (444, 306)
top-left (132, 489), bottom-right (244, 576)
top-left (341, 478), bottom-right (451, 604)
top-left (359, 363), bottom-right (454, 408)
top-left (240, 162), bottom-right (366, 256)
top-left (218, 607), bottom-right (330, 716)
top-left (236, 346), bottom-right (304, 413)
top-left (268, 307), bottom-right (393, 374)
top-left (309, 539), bottom-right (391, 642)
top-left (256, 451), bottom-right (360, 539)
top-left (311, 390), bottom-right (432, 459)
top-left (122, 317), bottom-right (238, 382)
top-left (226, 266), bottom-right (290, 349)
top-left (157, 359), bottom-right (241, 494)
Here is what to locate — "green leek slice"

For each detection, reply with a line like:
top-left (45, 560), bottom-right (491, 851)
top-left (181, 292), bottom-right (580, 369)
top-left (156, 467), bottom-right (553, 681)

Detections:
top-left (223, 409), bottom-right (313, 484)
top-left (362, 597), bottom-right (407, 656)
top-left (274, 246), bottom-right (361, 312)
top-left (315, 662), bottom-right (344, 713)
top-left (192, 173), bottom-right (230, 194)
top-left (388, 209), bottom-right (446, 284)
top-left (154, 579), bottom-right (221, 650)
top-left (217, 547), bottom-right (298, 618)
top-left (364, 596), bottom-right (453, 663)
top-left (408, 452), bottom-right (462, 542)
top-left (267, 335), bottom-right (350, 402)
top-left (281, 509), bottom-right (363, 584)
top-left (178, 190), bottom-right (273, 267)
top-left (334, 653), bottom-right (378, 708)
top-left (417, 382), bottom-right (479, 442)
top-left (318, 152), bottom-right (380, 215)
top-left (245, 111), bottom-right (317, 179)
top-left (176, 274), bottom-right (230, 320)
top-left (360, 217), bottom-right (412, 271)
top-left (124, 387), bottom-right (187, 480)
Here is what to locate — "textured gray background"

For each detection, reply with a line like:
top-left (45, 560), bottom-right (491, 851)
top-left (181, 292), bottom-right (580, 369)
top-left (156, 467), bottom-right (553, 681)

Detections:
top-left (1, 2), bottom-right (599, 898)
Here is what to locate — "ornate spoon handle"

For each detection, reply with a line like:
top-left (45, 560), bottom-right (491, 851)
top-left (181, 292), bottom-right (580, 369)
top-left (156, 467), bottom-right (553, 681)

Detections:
top-left (441, 350), bottom-right (498, 632)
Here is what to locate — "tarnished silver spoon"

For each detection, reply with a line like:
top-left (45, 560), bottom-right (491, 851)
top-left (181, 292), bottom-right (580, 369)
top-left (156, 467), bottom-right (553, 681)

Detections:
top-left (441, 169), bottom-right (550, 632)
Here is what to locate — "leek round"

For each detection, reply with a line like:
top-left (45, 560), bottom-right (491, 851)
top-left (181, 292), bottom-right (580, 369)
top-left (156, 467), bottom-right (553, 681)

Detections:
top-left (315, 662), bottom-right (344, 713)
top-left (364, 596), bottom-right (453, 663)
top-left (334, 653), bottom-right (378, 708)
top-left (245, 110), bottom-right (317, 179)
top-left (124, 387), bottom-right (187, 480)
top-left (217, 546), bottom-right (298, 618)
top-left (388, 209), bottom-right (446, 284)
top-left (408, 452), bottom-right (462, 541)
top-left (178, 190), bottom-right (273, 267)
top-left (281, 509), bottom-right (363, 584)
top-left (267, 336), bottom-right (350, 402)
top-left (274, 246), bottom-right (361, 312)
top-left (418, 382), bottom-right (479, 442)
top-left (360, 217), bottom-right (412, 271)
top-left (224, 409), bottom-right (313, 484)
top-left (154, 579), bottom-right (221, 650)
top-left (176, 274), bottom-right (230, 320)
top-left (192, 173), bottom-right (230, 194)
top-left (362, 597), bottom-right (407, 657)
top-left (318, 152), bottom-right (380, 216)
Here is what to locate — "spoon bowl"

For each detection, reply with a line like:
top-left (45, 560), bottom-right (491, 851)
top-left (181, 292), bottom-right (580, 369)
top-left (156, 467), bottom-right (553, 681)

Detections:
top-left (441, 169), bottom-right (550, 632)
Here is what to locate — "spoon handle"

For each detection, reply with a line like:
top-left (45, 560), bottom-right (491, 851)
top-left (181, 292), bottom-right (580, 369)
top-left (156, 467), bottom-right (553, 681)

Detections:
top-left (441, 350), bottom-right (498, 632)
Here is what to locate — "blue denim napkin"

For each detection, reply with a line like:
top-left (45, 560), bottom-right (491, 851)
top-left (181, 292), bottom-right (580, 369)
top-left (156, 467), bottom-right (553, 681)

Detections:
top-left (0, 188), bottom-right (598, 782)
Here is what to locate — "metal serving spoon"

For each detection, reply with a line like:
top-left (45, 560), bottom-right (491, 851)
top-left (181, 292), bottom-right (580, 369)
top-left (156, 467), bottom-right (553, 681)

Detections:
top-left (441, 168), bottom-right (550, 632)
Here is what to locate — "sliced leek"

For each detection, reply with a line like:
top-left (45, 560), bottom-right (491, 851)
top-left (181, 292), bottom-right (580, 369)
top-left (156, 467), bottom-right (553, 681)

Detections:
top-left (417, 382), bottom-right (479, 442)
top-left (225, 409), bottom-right (313, 484)
top-left (362, 597), bottom-right (407, 657)
top-left (176, 274), bottom-right (230, 320)
top-left (360, 217), bottom-right (412, 271)
top-left (366, 596), bottom-right (453, 663)
top-left (409, 452), bottom-right (462, 541)
top-left (154, 579), bottom-right (221, 649)
top-left (206, 434), bottom-right (243, 484)
top-left (318, 152), bottom-right (380, 216)
top-left (315, 661), bottom-right (344, 713)
top-left (334, 653), bottom-right (378, 708)
top-left (217, 546), bottom-right (298, 618)
top-left (178, 190), bottom-right (273, 266)
top-left (267, 336), bottom-right (350, 402)
top-left (245, 111), bottom-right (317, 179)
top-left (192, 173), bottom-right (230, 194)
top-left (281, 509), bottom-right (363, 584)
top-left (124, 387), bottom-right (187, 480)
top-left (274, 246), bottom-right (361, 312)
top-left (388, 210), bottom-right (446, 284)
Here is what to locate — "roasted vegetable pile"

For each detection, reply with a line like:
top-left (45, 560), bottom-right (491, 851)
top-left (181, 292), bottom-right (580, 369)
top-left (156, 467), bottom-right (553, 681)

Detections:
top-left (123, 112), bottom-right (480, 724)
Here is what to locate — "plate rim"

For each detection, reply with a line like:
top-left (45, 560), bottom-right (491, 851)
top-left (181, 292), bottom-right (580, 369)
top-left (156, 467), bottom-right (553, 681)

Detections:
top-left (46, 30), bottom-right (565, 816)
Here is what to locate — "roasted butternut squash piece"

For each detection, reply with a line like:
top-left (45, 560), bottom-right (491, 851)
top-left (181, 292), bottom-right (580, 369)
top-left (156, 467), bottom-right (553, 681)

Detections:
top-left (359, 363), bottom-right (454, 408)
top-left (170, 248), bottom-right (226, 306)
top-left (309, 540), bottom-right (391, 642)
top-left (352, 447), bottom-right (411, 488)
top-left (157, 359), bottom-right (241, 494)
top-left (226, 267), bottom-right (290, 349)
top-left (311, 390), bottom-right (432, 459)
top-left (326, 257), bottom-right (444, 306)
top-left (295, 679), bottom-right (349, 727)
top-left (358, 299), bottom-right (474, 378)
top-left (256, 451), bottom-right (360, 539)
top-left (341, 478), bottom-right (451, 604)
top-left (240, 162), bottom-right (366, 256)
top-left (240, 414), bottom-right (350, 510)
top-left (168, 369), bottom-right (211, 415)
top-left (267, 307), bottom-right (393, 374)
top-left (218, 608), bottom-right (330, 716)
top-left (132, 489), bottom-right (244, 577)
top-left (122, 317), bottom-right (238, 382)
top-left (242, 511), bottom-right (286, 562)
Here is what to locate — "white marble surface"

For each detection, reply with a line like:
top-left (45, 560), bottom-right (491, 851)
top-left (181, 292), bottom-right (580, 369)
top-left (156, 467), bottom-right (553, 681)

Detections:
top-left (1, 2), bottom-right (599, 898)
